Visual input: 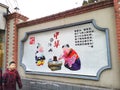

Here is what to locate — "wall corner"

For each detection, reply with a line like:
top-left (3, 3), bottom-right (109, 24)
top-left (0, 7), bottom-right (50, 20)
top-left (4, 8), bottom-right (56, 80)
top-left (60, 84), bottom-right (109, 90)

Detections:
top-left (5, 12), bottom-right (29, 68)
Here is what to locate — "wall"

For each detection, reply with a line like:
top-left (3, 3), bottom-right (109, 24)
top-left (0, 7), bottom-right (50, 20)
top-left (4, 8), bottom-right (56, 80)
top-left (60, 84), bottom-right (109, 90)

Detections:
top-left (18, 7), bottom-right (120, 90)
top-left (114, 0), bottom-right (120, 58)
top-left (0, 3), bottom-right (8, 30)
top-left (5, 13), bottom-right (28, 68)
top-left (0, 3), bottom-right (8, 70)
top-left (6, 0), bottom-right (120, 90)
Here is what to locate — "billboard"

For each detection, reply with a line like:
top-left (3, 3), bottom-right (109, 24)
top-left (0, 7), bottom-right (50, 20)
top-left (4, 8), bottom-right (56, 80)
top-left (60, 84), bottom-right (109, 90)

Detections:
top-left (20, 19), bottom-right (111, 80)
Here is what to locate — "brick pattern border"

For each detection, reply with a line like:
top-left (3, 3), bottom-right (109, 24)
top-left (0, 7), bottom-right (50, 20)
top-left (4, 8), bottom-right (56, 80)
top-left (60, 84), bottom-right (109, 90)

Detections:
top-left (12, 18), bottom-right (19, 66)
top-left (5, 13), bottom-right (28, 68)
top-left (5, 20), bottom-right (10, 68)
top-left (5, 12), bottom-right (28, 21)
top-left (114, 0), bottom-right (120, 58)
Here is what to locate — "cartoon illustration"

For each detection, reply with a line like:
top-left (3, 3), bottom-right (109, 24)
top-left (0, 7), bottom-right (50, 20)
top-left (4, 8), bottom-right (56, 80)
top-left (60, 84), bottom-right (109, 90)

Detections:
top-left (48, 56), bottom-right (62, 71)
top-left (59, 44), bottom-right (81, 71)
top-left (35, 43), bottom-right (45, 66)
top-left (48, 32), bottom-right (60, 53)
top-left (29, 37), bottom-right (35, 45)
top-left (48, 38), bottom-right (54, 52)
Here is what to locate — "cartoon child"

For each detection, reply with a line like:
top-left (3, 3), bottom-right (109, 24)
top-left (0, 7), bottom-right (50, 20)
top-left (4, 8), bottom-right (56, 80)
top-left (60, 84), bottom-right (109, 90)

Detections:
top-left (35, 43), bottom-right (45, 66)
top-left (59, 44), bottom-right (81, 70)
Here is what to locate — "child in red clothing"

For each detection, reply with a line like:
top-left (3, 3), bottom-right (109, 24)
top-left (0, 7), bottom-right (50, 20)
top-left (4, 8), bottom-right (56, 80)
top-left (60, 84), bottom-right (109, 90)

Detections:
top-left (59, 44), bottom-right (81, 71)
top-left (2, 61), bottom-right (22, 90)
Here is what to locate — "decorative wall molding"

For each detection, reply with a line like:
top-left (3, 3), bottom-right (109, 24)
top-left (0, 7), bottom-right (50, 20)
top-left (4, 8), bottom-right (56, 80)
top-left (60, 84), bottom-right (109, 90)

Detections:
top-left (5, 12), bottom-right (28, 21)
top-left (20, 19), bottom-right (111, 80)
top-left (114, 0), bottom-right (120, 59)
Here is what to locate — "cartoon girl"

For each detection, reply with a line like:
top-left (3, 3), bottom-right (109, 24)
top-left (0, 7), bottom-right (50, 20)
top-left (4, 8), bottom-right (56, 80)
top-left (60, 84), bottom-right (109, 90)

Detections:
top-left (59, 44), bottom-right (81, 70)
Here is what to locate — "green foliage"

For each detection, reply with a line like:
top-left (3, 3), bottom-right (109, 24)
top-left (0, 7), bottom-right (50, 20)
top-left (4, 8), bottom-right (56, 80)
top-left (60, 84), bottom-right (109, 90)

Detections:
top-left (82, 0), bottom-right (88, 5)
top-left (82, 0), bottom-right (98, 6)
top-left (88, 0), bottom-right (95, 3)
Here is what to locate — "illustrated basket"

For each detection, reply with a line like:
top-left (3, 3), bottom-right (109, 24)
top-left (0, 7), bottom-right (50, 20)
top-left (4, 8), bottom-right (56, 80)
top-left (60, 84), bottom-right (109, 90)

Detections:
top-left (48, 61), bottom-right (62, 71)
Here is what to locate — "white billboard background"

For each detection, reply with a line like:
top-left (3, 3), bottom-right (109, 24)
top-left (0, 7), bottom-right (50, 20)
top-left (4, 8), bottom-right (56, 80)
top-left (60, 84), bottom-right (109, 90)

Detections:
top-left (21, 23), bottom-right (108, 77)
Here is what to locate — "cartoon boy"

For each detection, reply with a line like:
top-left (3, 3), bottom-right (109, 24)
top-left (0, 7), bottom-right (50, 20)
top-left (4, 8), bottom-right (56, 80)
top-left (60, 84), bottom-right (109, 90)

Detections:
top-left (35, 43), bottom-right (45, 66)
top-left (59, 44), bottom-right (81, 70)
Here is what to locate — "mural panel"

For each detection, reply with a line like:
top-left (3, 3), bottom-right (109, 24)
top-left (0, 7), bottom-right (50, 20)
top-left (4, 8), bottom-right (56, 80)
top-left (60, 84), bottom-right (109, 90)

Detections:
top-left (20, 19), bottom-right (111, 80)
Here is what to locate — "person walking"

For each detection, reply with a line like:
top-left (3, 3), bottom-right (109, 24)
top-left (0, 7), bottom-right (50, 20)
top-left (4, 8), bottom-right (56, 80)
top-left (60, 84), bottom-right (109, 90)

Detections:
top-left (2, 61), bottom-right (22, 90)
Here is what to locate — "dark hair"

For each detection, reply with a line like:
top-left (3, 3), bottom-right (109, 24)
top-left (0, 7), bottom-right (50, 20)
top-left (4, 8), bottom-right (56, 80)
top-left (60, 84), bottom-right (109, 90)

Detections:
top-left (62, 44), bottom-right (70, 48)
top-left (9, 61), bottom-right (16, 66)
top-left (53, 56), bottom-right (57, 61)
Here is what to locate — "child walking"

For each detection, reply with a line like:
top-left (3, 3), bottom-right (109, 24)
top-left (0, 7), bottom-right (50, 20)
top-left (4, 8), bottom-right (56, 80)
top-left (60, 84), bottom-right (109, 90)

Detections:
top-left (2, 61), bottom-right (22, 90)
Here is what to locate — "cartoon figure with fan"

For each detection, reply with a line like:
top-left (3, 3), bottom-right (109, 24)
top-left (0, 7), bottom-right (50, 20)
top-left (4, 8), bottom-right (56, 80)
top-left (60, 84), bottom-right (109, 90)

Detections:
top-left (58, 44), bottom-right (81, 71)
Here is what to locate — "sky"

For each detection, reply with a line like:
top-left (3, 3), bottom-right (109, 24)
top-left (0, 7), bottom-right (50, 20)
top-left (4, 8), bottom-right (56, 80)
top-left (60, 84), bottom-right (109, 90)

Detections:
top-left (0, 0), bottom-right (83, 20)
